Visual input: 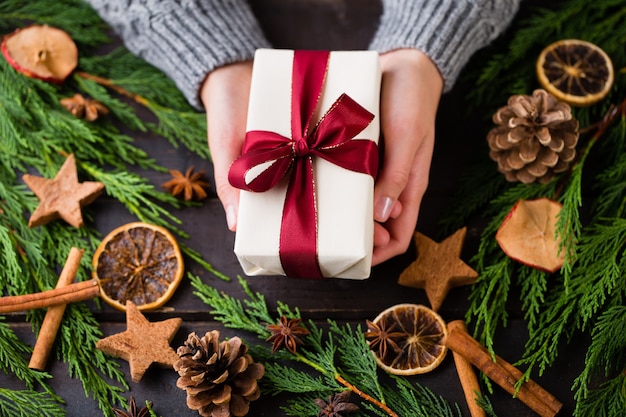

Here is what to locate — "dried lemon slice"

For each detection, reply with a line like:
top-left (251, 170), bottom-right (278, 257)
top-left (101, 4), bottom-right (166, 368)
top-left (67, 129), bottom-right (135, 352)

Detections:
top-left (367, 304), bottom-right (447, 375)
top-left (93, 222), bottom-right (184, 311)
top-left (536, 39), bottom-right (614, 106)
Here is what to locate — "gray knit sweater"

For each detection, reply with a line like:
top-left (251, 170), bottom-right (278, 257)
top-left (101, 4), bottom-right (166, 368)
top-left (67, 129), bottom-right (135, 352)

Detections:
top-left (85, 0), bottom-right (520, 109)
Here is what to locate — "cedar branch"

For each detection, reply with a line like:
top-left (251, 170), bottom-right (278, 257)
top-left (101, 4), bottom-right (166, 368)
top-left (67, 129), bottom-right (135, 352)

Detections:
top-left (335, 373), bottom-right (399, 417)
top-left (76, 71), bottom-right (149, 106)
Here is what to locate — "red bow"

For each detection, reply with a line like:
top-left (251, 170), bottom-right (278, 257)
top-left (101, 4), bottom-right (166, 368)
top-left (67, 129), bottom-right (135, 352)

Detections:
top-left (229, 50), bottom-right (378, 278)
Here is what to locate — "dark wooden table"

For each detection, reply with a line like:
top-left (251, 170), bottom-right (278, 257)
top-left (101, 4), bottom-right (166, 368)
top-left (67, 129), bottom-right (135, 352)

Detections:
top-left (1, 1), bottom-right (586, 416)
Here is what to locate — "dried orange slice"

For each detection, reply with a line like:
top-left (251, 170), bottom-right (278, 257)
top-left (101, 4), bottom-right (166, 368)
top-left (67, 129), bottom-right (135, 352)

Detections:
top-left (366, 304), bottom-right (447, 375)
top-left (93, 222), bottom-right (184, 311)
top-left (1, 25), bottom-right (78, 83)
top-left (536, 39), bottom-right (614, 106)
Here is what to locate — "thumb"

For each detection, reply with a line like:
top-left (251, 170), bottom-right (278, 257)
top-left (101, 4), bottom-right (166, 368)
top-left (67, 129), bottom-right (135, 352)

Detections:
top-left (373, 132), bottom-right (417, 222)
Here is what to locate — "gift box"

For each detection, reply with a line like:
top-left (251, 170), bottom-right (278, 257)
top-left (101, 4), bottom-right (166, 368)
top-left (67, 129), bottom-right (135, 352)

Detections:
top-left (230, 49), bottom-right (381, 279)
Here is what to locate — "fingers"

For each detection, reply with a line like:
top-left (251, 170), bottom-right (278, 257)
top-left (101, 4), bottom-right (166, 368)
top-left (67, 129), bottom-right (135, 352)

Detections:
top-left (200, 61), bottom-right (253, 230)
top-left (372, 136), bottom-right (434, 265)
top-left (372, 49), bottom-right (443, 265)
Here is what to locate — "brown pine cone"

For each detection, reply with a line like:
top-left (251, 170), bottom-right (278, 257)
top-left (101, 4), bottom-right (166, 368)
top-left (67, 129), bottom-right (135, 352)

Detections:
top-left (174, 331), bottom-right (265, 417)
top-left (487, 89), bottom-right (579, 184)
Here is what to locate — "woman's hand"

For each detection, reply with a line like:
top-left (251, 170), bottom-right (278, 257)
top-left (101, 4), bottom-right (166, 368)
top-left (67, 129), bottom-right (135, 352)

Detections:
top-left (372, 49), bottom-right (443, 266)
top-left (200, 61), bottom-right (253, 231)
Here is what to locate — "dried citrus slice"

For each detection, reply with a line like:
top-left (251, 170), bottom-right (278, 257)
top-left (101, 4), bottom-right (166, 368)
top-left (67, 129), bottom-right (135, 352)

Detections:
top-left (93, 222), bottom-right (184, 311)
top-left (1, 25), bottom-right (78, 83)
top-left (536, 39), bottom-right (614, 106)
top-left (367, 304), bottom-right (447, 375)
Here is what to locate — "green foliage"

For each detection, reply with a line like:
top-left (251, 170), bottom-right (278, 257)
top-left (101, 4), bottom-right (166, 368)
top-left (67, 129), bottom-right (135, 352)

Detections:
top-left (573, 374), bottom-right (626, 417)
top-left (572, 306), bottom-right (626, 416)
top-left (0, 320), bottom-right (57, 397)
top-left (0, 388), bottom-right (65, 417)
top-left (450, 1), bottom-right (626, 415)
top-left (0, 0), bottom-right (224, 415)
top-left (190, 275), bottom-right (462, 417)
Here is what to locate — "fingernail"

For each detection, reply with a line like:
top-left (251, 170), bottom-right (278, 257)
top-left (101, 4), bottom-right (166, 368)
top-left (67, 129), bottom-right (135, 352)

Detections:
top-left (226, 205), bottom-right (237, 230)
top-left (375, 197), bottom-right (394, 222)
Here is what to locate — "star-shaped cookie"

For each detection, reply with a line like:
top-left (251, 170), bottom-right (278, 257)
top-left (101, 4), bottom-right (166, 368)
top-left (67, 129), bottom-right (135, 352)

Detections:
top-left (398, 227), bottom-right (478, 311)
top-left (96, 301), bottom-right (182, 382)
top-left (22, 153), bottom-right (104, 228)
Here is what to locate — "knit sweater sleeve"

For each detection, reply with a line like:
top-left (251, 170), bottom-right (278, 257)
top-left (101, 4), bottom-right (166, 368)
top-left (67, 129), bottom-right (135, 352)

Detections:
top-left (84, 0), bottom-right (270, 109)
top-left (369, 0), bottom-right (520, 92)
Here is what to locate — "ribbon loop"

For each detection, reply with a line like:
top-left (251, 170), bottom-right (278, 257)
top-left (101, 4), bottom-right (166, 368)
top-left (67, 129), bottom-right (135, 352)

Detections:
top-left (229, 50), bottom-right (378, 278)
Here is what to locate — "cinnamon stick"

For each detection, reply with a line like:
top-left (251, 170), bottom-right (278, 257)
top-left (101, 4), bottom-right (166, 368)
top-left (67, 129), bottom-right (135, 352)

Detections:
top-left (29, 247), bottom-right (84, 370)
top-left (444, 320), bottom-right (562, 417)
top-left (449, 321), bottom-right (487, 417)
top-left (0, 279), bottom-right (99, 314)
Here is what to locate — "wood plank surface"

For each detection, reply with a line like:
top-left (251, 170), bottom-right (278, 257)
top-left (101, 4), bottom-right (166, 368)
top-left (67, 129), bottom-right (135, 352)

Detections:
top-left (1, 1), bottom-right (586, 416)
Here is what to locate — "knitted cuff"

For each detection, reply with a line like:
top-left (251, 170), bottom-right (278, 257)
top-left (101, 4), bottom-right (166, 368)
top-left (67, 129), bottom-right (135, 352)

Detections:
top-left (86, 0), bottom-right (270, 108)
top-left (369, 0), bottom-right (519, 92)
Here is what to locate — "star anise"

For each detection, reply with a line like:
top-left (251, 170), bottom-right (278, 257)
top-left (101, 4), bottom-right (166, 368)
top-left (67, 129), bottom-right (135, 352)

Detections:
top-left (162, 166), bottom-right (211, 201)
top-left (112, 396), bottom-right (152, 417)
top-left (314, 391), bottom-right (359, 417)
top-left (60, 93), bottom-right (109, 121)
top-left (364, 319), bottom-right (404, 361)
top-left (266, 316), bottom-right (310, 354)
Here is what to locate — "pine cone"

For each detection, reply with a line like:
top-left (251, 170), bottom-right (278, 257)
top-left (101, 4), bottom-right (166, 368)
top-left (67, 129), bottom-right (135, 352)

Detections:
top-left (487, 89), bottom-right (579, 184)
top-left (174, 331), bottom-right (265, 417)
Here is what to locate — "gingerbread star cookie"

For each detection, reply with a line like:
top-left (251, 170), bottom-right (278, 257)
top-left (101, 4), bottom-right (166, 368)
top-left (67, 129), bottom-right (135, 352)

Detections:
top-left (398, 227), bottom-right (478, 311)
top-left (96, 301), bottom-right (182, 382)
top-left (22, 154), bottom-right (104, 228)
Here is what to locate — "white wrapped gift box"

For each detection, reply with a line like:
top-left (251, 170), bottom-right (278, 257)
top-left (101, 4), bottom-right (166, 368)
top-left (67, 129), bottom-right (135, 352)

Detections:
top-left (233, 49), bottom-right (381, 279)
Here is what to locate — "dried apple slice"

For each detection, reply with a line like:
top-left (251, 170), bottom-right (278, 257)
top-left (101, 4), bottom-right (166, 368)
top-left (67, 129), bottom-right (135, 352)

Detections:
top-left (496, 198), bottom-right (565, 273)
top-left (1, 25), bottom-right (78, 83)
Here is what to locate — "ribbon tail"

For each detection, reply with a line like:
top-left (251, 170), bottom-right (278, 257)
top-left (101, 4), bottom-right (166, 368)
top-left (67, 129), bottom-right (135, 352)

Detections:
top-left (279, 157), bottom-right (324, 279)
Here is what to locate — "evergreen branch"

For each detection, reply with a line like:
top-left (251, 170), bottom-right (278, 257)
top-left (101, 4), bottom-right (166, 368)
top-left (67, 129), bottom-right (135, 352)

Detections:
top-left (0, 0), bottom-right (109, 46)
top-left (336, 373), bottom-right (398, 417)
top-left (380, 377), bottom-right (462, 417)
top-left (262, 363), bottom-right (328, 395)
top-left (516, 280), bottom-right (580, 379)
top-left (329, 321), bottom-right (386, 405)
top-left (73, 74), bottom-right (147, 132)
top-left (438, 162), bottom-right (507, 235)
top-left (76, 71), bottom-right (211, 160)
top-left (0, 387), bottom-right (65, 417)
top-left (475, 392), bottom-right (499, 417)
top-left (58, 303), bottom-right (128, 417)
top-left (76, 71), bottom-right (151, 107)
top-left (0, 319), bottom-right (57, 399)
top-left (466, 258), bottom-right (512, 355)
top-left (280, 393), bottom-right (335, 417)
top-left (518, 267), bottom-right (548, 336)
top-left (573, 374), bottom-right (626, 417)
top-left (145, 103), bottom-right (210, 160)
top-left (189, 276), bottom-right (462, 416)
top-left (80, 163), bottom-right (184, 231)
top-left (189, 274), bottom-right (270, 337)
top-left (78, 48), bottom-right (191, 111)
top-left (572, 305), bottom-right (626, 407)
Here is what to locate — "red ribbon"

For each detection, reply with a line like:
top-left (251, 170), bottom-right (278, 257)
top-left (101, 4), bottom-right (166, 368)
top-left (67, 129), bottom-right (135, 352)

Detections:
top-left (229, 50), bottom-right (378, 278)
